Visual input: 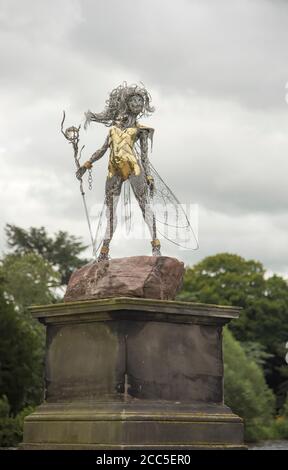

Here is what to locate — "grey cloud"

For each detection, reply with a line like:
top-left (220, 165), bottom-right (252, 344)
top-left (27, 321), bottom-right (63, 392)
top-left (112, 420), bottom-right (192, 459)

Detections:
top-left (0, 0), bottom-right (287, 276)
top-left (69, 0), bottom-right (288, 110)
top-left (2, 0), bottom-right (288, 109)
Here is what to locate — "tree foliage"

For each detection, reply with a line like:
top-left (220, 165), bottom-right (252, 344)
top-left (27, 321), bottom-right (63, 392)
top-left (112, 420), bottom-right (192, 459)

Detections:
top-left (224, 328), bottom-right (275, 441)
top-left (5, 224), bottom-right (88, 285)
top-left (178, 253), bottom-right (288, 403)
top-left (0, 395), bottom-right (33, 447)
top-left (0, 225), bottom-right (91, 446)
top-left (0, 252), bottom-right (60, 309)
top-left (0, 289), bottom-right (44, 414)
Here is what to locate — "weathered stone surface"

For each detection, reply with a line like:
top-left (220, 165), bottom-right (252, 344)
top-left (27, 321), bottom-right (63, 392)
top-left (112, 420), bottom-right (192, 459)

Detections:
top-left (64, 256), bottom-right (184, 302)
top-left (23, 402), bottom-right (245, 450)
top-left (22, 298), bottom-right (245, 450)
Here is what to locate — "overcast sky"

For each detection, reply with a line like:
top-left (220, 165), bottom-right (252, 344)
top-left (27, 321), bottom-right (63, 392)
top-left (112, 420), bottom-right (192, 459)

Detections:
top-left (1, 0), bottom-right (288, 275)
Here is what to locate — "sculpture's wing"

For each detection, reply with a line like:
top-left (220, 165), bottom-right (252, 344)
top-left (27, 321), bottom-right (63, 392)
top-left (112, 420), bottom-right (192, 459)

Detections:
top-left (149, 163), bottom-right (199, 250)
top-left (133, 132), bottom-right (198, 250)
top-left (92, 200), bottom-right (106, 256)
top-left (91, 163), bottom-right (199, 255)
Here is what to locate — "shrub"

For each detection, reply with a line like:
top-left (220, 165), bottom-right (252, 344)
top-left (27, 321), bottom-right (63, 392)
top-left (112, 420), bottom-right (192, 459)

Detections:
top-left (224, 328), bottom-right (276, 441)
top-left (0, 395), bottom-right (33, 447)
top-left (272, 395), bottom-right (288, 439)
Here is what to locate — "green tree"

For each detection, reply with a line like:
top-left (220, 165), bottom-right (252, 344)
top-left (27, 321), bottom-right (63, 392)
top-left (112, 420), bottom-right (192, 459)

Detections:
top-left (178, 253), bottom-right (288, 403)
top-left (5, 224), bottom-right (88, 285)
top-left (0, 249), bottom-right (63, 416)
top-left (224, 328), bottom-right (275, 441)
top-left (0, 226), bottom-right (90, 444)
top-left (0, 252), bottom-right (60, 309)
top-left (282, 395), bottom-right (288, 417)
top-left (179, 253), bottom-right (266, 307)
top-left (0, 395), bottom-right (34, 447)
top-left (0, 289), bottom-right (44, 413)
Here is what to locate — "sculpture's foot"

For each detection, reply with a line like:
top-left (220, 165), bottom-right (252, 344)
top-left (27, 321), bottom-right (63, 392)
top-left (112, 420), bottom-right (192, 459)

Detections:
top-left (151, 238), bottom-right (161, 257)
top-left (97, 243), bottom-right (110, 262)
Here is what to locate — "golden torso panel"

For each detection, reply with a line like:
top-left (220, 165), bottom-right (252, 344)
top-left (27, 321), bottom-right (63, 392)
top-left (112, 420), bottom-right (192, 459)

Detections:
top-left (107, 123), bottom-right (153, 181)
top-left (108, 126), bottom-right (140, 180)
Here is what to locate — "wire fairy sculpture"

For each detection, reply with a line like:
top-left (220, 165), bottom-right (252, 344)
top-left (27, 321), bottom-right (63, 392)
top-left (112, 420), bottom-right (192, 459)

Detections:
top-left (68, 82), bottom-right (198, 261)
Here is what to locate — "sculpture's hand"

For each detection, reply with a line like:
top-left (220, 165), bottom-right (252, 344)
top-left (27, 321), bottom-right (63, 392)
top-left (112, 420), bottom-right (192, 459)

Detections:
top-left (76, 161), bottom-right (92, 180)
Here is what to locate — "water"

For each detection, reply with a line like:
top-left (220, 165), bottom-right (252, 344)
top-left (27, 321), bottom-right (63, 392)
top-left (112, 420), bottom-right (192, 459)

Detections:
top-left (249, 440), bottom-right (288, 450)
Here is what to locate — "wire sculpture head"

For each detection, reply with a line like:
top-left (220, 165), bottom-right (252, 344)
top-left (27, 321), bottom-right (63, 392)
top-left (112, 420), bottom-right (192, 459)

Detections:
top-left (84, 82), bottom-right (155, 129)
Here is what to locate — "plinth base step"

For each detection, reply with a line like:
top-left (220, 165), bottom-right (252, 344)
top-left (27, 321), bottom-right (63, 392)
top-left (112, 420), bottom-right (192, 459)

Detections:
top-left (22, 402), bottom-right (246, 450)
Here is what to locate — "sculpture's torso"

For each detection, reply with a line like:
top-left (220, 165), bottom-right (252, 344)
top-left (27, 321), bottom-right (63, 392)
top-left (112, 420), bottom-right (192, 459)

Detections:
top-left (108, 123), bottom-right (153, 180)
top-left (108, 125), bottom-right (140, 180)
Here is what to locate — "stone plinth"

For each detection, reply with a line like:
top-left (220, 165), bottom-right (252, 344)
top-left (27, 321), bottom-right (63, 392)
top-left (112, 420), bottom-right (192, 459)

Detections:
top-left (64, 256), bottom-right (184, 302)
top-left (22, 297), bottom-right (246, 449)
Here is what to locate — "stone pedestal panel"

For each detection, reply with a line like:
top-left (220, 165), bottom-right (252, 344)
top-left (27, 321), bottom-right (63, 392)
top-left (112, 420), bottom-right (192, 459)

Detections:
top-left (22, 297), bottom-right (246, 449)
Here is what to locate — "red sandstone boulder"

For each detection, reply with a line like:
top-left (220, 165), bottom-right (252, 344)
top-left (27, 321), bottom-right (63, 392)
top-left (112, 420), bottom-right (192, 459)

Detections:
top-left (64, 256), bottom-right (184, 302)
